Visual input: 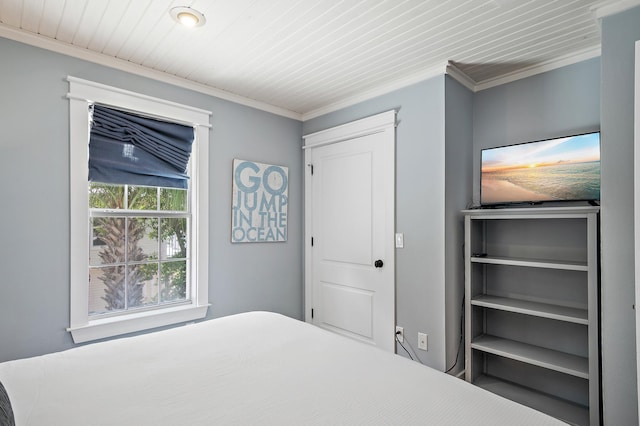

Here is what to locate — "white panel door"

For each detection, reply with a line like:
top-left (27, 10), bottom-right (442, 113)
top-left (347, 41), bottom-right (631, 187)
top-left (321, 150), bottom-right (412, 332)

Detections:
top-left (304, 111), bottom-right (395, 352)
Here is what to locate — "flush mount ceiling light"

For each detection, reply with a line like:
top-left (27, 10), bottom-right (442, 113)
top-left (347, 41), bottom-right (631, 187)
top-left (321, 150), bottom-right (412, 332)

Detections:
top-left (170, 6), bottom-right (206, 28)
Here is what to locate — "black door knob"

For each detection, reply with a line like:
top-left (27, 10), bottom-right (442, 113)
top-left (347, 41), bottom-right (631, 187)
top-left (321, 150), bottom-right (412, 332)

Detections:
top-left (374, 259), bottom-right (384, 268)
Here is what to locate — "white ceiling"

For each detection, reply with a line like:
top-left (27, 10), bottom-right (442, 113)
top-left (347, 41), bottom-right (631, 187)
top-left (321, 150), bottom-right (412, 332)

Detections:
top-left (0, 0), bottom-right (637, 120)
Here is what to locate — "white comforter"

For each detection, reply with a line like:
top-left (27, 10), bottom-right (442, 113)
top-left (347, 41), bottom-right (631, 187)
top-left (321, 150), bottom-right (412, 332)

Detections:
top-left (0, 311), bottom-right (566, 425)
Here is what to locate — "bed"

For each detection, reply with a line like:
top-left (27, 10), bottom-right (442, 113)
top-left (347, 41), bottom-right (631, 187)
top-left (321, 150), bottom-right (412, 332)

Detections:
top-left (0, 311), bottom-right (565, 425)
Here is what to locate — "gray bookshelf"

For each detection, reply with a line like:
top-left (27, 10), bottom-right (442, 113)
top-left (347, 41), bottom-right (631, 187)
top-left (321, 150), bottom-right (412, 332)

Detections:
top-left (463, 206), bottom-right (600, 426)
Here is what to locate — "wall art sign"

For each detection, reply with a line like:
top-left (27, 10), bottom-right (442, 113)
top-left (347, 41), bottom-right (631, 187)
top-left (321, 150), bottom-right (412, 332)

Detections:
top-left (231, 159), bottom-right (288, 243)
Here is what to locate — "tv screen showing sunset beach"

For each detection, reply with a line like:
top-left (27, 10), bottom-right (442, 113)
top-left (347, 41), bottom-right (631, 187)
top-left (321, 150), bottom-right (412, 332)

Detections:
top-left (481, 132), bottom-right (600, 205)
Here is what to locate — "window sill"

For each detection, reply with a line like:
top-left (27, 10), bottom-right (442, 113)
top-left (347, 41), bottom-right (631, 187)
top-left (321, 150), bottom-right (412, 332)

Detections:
top-left (67, 303), bottom-right (210, 343)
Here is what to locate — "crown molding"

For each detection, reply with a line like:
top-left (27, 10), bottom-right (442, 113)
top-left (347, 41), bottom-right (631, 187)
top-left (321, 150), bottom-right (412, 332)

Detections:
top-left (304, 47), bottom-right (576, 121)
top-left (0, 24), bottom-right (302, 121)
top-left (444, 62), bottom-right (477, 92)
top-left (301, 63), bottom-right (448, 121)
top-left (473, 46), bottom-right (601, 92)
top-left (444, 44), bottom-right (601, 93)
top-left (304, 44), bottom-right (601, 120)
top-left (591, 0), bottom-right (640, 19)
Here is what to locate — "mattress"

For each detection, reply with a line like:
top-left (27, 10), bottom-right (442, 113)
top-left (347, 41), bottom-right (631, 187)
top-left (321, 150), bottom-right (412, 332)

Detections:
top-left (0, 311), bottom-right (566, 425)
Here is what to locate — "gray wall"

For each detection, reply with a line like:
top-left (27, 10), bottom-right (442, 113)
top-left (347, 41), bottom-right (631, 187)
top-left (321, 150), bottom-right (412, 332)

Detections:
top-left (601, 6), bottom-right (640, 425)
top-left (304, 75), bottom-right (468, 370)
top-left (0, 37), bottom-right (303, 363)
top-left (472, 58), bottom-right (601, 205)
top-left (444, 76), bottom-right (474, 374)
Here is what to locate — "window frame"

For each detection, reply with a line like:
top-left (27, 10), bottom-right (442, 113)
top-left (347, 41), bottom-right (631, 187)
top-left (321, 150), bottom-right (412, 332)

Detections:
top-left (68, 77), bottom-right (211, 343)
top-left (88, 185), bottom-right (191, 315)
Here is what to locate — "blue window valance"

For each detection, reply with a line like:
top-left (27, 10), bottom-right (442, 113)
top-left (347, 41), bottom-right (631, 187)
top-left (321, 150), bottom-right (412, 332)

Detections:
top-left (89, 104), bottom-right (195, 189)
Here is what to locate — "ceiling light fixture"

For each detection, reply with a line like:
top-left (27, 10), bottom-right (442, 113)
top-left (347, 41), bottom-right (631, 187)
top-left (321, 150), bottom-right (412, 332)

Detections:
top-left (170, 6), bottom-right (206, 28)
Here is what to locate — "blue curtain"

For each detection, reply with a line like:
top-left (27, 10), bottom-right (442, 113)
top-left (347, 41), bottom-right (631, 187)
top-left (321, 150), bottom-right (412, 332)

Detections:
top-left (89, 105), bottom-right (195, 189)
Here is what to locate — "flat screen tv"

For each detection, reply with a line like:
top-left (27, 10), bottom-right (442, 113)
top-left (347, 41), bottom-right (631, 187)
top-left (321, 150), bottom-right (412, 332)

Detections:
top-left (481, 131), bottom-right (600, 206)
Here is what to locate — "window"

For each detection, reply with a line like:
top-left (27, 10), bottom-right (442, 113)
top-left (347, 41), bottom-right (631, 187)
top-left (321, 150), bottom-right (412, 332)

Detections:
top-left (68, 77), bottom-right (211, 343)
top-left (88, 184), bottom-right (190, 316)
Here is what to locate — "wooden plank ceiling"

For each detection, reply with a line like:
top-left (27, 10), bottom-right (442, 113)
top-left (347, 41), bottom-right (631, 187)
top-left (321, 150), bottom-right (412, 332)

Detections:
top-left (0, 0), bottom-right (632, 119)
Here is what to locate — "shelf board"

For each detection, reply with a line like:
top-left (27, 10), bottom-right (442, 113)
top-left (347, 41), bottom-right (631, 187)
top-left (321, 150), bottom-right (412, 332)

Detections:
top-left (471, 335), bottom-right (589, 379)
top-left (474, 374), bottom-right (589, 426)
top-left (462, 206), bottom-right (599, 219)
top-left (470, 255), bottom-right (588, 271)
top-left (471, 295), bottom-right (588, 325)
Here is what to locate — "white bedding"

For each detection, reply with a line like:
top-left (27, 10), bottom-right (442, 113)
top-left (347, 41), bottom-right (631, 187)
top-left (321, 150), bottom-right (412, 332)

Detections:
top-left (0, 311), bottom-right (566, 425)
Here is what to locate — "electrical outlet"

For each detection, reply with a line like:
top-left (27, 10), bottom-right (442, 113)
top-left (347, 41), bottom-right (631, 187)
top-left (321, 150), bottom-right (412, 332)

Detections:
top-left (395, 326), bottom-right (404, 343)
top-left (418, 332), bottom-right (428, 351)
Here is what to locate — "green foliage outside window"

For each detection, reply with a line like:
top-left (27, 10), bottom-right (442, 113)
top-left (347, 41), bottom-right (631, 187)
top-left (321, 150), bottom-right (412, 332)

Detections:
top-left (90, 183), bottom-right (188, 313)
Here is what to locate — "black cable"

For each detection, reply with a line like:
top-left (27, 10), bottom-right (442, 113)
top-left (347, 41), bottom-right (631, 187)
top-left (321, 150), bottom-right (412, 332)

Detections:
top-left (396, 336), bottom-right (415, 361)
top-left (445, 235), bottom-right (467, 375)
top-left (395, 333), bottom-right (414, 361)
top-left (445, 294), bottom-right (465, 374)
top-left (395, 331), bottom-right (424, 364)
top-left (445, 334), bottom-right (463, 374)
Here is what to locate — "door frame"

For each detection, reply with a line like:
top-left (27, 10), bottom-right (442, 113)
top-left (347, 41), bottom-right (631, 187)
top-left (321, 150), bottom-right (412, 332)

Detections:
top-left (634, 39), bottom-right (640, 422)
top-left (302, 110), bottom-right (396, 324)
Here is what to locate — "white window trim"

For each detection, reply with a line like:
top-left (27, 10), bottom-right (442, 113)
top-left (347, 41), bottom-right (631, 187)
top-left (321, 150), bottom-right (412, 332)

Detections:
top-left (67, 76), bottom-right (211, 343)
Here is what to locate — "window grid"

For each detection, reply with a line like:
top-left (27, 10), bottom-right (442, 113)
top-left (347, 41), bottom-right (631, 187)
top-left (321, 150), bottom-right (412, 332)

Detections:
top-left (88, 184), bottom-right (191, 318)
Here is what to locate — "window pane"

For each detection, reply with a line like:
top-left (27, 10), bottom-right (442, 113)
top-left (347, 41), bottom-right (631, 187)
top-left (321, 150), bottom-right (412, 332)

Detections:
top-left (138, 263), bottom-right (160, 304)
top-left (89, 265), bottom-right (126, 315)
top-left (160, 188), bottom-right (187, 211)
top-left (128, 264), bottom-right (158, 308)
top-left (90, 264), bottom-right (159, 314)
top-left (160, 260), bottom-right (187, 302)
top-left (129, 218), bottom-right (158, 261)
top-left (90, 217), bottom-right (125, 265)
top-left (128, 186), bottom-right (158, 210)
top-left (89, 183), bottom-right (125, 209)
top-left (161, 218), bottom-right (187, 260)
